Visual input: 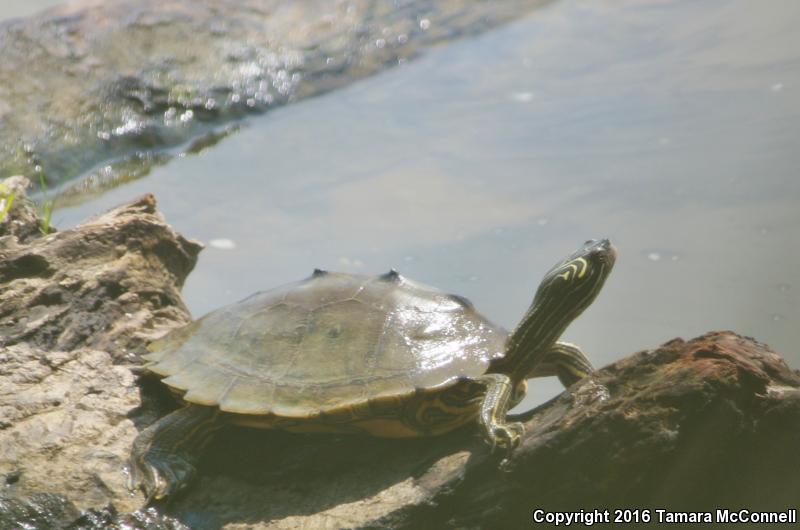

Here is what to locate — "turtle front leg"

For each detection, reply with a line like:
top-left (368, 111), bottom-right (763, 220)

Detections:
top-left (475, 373), bottom-right (525, 451)
top-left (528, 341), bottom-right (594, 387)
top-left (128, 405), bottom-right (223, 502)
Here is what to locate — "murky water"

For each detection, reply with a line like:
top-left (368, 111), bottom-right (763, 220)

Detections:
top-left (50, 0), bottom-right (800, 408)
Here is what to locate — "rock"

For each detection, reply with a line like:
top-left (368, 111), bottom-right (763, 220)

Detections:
top-left (0, 177), bottom-right (201, 357)
top-left (0, 177), bottom-right (199, 516)
top-left (0, 492), bottom-right (80, 529)
top-left (0, 493), bottom-right (189, 530)
top-left (0, 343), bottom-right (141, 512)
top-left (1, 178), bottom-right (798, 528)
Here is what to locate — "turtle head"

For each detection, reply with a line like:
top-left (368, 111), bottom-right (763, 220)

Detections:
top-left (505, 239), bottom-right (616, 375)
top-left (535, 238), bottom-right (616, 313)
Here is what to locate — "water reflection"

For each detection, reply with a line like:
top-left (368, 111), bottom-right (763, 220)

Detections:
top-left (52, 0), bottom-right (800, 410)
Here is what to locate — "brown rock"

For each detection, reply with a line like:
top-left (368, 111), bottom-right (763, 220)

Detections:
top-left (0, 177), bottom-right (199, 515)
top-left (0, 344), bottom-right (141, 512)
top-left (0, 177), bottom-right (201, 357)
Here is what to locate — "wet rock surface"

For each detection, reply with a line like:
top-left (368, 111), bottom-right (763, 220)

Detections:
top-left (1, 179), bottom-right (799, 528)
top-left (0, 0), bottom-right (550, 200)
top-left (0, 493), bottom-right (190, 530)
top-left (0, 492), bottom-right (80, 529)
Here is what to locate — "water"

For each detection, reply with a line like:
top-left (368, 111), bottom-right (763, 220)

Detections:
top-left (0, 0), bottom-right (64, 20)
top-left (51, 0), bottom-right (800, 408)
top-left (1, 0), bottom-right (554, 191)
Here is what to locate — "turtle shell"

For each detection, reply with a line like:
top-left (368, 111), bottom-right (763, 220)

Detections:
top-left (144, 270), bottom-right (506, 418)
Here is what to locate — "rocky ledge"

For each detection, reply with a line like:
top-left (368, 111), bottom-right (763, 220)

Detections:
top-left (1, 178), bottom-right (798, 529)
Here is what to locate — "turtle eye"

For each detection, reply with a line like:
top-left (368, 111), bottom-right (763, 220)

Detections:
top-left (555, 257), bottom-right (589, 282)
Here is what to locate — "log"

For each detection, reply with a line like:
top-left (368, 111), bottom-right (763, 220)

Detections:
top-left (1, 178), bottom-right (798, 529)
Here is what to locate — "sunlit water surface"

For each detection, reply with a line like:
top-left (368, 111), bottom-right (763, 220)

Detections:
top-left (52, 0), bottom-right (800, 408)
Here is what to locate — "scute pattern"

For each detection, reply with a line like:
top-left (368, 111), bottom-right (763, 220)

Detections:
top-left (144, 271), bottom-right (507, 416)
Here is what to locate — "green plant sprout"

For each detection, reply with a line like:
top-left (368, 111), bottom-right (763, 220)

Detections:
top-left (0, 183), bottom-right (15, 222)
top-left (37, 173), bottom-right (55, 234)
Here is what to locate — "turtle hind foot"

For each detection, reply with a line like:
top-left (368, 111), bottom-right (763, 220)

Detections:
top-left (127, 405), bottom-right (220, 503)
top-left (128, 449), bottom-right (198, 504)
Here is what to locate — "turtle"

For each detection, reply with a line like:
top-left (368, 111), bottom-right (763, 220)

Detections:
top-left (128, 238), bottom-right (616, 501)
